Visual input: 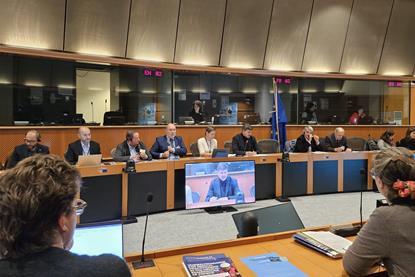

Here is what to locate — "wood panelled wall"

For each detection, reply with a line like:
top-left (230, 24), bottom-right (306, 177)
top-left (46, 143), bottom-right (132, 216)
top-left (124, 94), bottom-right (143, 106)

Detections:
top-left (0, 125), bottom-right (411, 163)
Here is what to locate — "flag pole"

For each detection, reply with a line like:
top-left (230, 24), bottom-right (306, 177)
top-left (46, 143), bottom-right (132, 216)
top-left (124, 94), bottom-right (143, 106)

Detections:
top-left (272, 77), bottom-right (280, 144)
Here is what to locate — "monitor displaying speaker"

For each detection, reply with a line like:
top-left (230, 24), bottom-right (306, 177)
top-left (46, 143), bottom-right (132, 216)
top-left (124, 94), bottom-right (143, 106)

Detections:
top-left (232, 203), bottom-right (304, 235)
top-left (185, 160), bottom-right (255, 210)
top-left (71, 224), bottom-right (123, 258)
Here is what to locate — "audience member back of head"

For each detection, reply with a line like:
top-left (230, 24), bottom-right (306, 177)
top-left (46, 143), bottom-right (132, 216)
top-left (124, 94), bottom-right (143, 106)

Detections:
top-left (0, 154), bottom-right (131, 277)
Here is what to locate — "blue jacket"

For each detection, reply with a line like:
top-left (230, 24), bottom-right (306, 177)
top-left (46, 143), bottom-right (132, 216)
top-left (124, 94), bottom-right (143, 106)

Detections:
top-left (150, 136), bottom-right (187, 159)
top-left (205, 176), bottom-right (243, 202)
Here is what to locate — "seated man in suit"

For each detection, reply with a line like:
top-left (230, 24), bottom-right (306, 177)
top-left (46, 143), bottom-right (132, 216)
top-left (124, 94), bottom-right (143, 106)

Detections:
top-left (293, 125), bottom-right (323, 152)
top-left (65, 127), bottom-right (101, 164)
top-left (231, 123), bottom-right (258, 156)
top-left (6, 130), bottom-right (49, 169)
top-left (113, 131), bottom-right (152, 162)
top-left (205, 162), bottom-right (244, 202)
top-left (150, 123), bottom-right (187, 159)
top-left (324, 127), bottom-right (352, 152)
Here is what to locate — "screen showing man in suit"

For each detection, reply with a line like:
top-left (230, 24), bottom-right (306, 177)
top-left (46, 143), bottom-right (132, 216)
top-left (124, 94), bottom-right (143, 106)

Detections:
top-left (185, 161), bottom-right (255, 210)
top-left (150, 123), bottom-right (187, 159)
top-left (65, 127), bottom-right (101, 164)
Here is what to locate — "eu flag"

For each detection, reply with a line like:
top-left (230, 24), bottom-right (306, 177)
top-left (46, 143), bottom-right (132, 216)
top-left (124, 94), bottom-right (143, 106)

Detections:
top-left (271, 78), bottom-right (287, 151)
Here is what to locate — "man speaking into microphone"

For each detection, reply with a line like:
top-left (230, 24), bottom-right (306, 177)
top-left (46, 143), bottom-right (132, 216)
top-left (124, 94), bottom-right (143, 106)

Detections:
top-left (231, 123), bottom-right (258, 156)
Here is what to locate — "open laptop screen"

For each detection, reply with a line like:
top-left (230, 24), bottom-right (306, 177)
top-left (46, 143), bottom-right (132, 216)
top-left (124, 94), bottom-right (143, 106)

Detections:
top-left (71, 224), bottom-right (123, 258)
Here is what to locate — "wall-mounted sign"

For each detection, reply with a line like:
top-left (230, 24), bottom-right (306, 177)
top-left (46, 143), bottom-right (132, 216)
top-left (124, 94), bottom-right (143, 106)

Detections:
top-left (275, 77), bottom-right (291, 85)
top-left (143, 69), bottom-right (163, 77)
top-left (387, 81), bottom-right (402, 87)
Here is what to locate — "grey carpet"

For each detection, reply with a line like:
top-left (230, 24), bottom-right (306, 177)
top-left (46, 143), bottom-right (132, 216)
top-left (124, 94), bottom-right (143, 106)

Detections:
top-left (123, 191), bottom-right (383, 255)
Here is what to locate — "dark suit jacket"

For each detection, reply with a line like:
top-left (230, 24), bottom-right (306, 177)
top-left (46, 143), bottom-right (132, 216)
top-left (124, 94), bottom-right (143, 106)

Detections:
top-left (6, 144), bottom-right (49, 169)
top-left (324, 133), bottom-right (349, 152)
top-left (205, 176), bottom-right (243, 202)
top-left (113, 141), bottom-right (152, 162)
top-left (398, 138), bottom-right (415, 150)
top-left (150, 136), bottom-right (187, 159)
top-left (293, 135), bottom-right (323, 153)
top-left (65, 140), bottom-right (101, 164)
top-left (231, 133), bottom-right (257, 156)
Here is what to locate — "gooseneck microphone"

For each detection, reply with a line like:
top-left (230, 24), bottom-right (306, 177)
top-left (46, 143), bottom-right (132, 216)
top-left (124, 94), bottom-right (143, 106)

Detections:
top-left (90, 101), bottom-right (94, 123)
top-left (132, 193), bottom-right (155, 269)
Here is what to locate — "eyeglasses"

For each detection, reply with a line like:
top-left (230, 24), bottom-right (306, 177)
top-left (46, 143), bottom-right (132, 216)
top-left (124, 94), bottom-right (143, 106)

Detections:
top-left (370, 169), bottom-right (377, 180)
top-left (73, 199), bottom-right (87, 216)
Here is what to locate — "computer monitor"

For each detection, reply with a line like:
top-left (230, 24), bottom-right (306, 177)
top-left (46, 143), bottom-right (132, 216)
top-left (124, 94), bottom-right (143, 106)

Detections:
top-left (212, 149), bottom-right (229, 158)
top-left (71, 224), bottom-right (123, 258)
top-left (178, 116), bottom-right (195, 125)
top-left (185, 160), bottom-right (255, 212)
top-left (232, 202), bottom-right (304, 235)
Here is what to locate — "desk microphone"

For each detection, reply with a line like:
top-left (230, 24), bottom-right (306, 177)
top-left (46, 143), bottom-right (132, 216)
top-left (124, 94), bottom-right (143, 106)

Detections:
top-left (132, 193), bottom-right (155, 269)
top-left (90, 101), bottom-right (95, 123)
top-left (330, 168), bottom-right (365, 237)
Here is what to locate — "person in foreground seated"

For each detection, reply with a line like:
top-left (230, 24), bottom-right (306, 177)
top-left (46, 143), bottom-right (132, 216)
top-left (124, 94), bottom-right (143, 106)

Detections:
top-left (377, 129), bottom-right (396, 150)
top-left (205, 162), bottom-right (243, 202)
top-left (197, 126), bottom-right (218, 157)
top-left (324, 127), bottom-right (351, 152)
top-left (397, 127), bottom-right (415, 150)
top-left (113, 130), bottom-right (152, 162)
top-left (150, 123), bottom-right (187, 159)
top-left (6, 130), bottom-right (49, 169)
top-left (0, 155), bottom-right (131, 277)
top-left (343, 147), bottom-right (415, 277)
top-left (65, 127), bottom-right (101, 164)
top-left (231, 123), bottom-right (257, 156)
top-left (293, 125), bottom-right (323, 152)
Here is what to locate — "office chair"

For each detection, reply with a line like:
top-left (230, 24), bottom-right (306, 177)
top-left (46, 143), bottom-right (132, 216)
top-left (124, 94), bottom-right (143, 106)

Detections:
top-left (189, 143), bottom-right (200, 157)
top-left (348, 137), bottom-right (366, 151)
top-left (224, 141), bottom-right (232, 154)
top-left (257, 139), bottom-right (280, 154)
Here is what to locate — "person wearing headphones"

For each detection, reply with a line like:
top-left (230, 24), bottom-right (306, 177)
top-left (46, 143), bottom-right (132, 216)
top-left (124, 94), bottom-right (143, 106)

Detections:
top-left (6, 130), bottom-right (49, 169)
top-left (65, 127), bottom-right (101, 165)
top-left (112, 131), bottom-right (152, 162)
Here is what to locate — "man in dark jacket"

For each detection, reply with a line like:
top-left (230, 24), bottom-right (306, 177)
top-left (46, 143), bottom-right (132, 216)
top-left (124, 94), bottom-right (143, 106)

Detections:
top-left (205, 162), bottom-right (244, 202)
top-left (6, 130), bottom-right (49, 169)
top-left (65, 127), bottom-right (101, 164)
top-left (113, 131), bottom-right (152, 162)
top-left (324, 127), bottom-right (352, 152)
top-left (231, 123), bottom-right (258, 156)
top-left (293, 125), bottom-right (323, 153)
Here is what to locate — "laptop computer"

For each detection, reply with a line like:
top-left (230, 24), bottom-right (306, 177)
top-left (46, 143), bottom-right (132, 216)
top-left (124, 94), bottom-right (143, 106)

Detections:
top-left (212, 148), bottom-right (229, 158)
top-left (77, 154), bottom-right (102, 166)
top-left (71, 223), bottom-right (123, 258)
top-left (232, 202), bottom-right (304, 235)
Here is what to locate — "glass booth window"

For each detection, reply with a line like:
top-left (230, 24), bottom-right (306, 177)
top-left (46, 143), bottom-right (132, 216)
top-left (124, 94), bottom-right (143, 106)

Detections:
top-left (173, 72), bottom-right (298, 125)
top-left (297, 78), bottom-right (410, 125)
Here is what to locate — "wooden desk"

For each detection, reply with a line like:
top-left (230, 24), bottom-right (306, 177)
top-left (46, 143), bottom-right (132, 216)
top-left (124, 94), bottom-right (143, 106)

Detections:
top-left (124, 224), bottom-right (383, 277)
top-left (75, 153), bottom-right (376, 224)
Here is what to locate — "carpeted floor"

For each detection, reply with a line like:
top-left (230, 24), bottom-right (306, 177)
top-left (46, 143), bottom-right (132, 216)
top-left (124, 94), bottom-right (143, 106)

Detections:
top-left (123, 191), bottom-right (383, 255)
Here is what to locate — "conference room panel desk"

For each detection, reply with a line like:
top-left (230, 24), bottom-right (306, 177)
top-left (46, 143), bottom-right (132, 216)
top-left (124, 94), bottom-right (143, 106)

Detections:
top-left (76, 155), bottom-right (280, 224)
top-left (124, 224), bottom-right (383, 277)
top-left (281, 152), bottom-right (375, 197)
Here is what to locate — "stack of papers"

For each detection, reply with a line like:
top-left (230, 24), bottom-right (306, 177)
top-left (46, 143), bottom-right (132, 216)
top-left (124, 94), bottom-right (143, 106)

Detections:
top-left (293, 231), bottom-right (352, 259)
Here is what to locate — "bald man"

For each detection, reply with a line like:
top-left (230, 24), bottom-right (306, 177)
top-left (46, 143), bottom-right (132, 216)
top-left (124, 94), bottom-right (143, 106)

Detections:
top-left (65, 127), bottom-right (101, 164)
top-left (6, 130), bottom-right (49, 169)
top-left (324, 127), bottom-right (351, 152)
top-left (150, 123), bottom-right (187, 159)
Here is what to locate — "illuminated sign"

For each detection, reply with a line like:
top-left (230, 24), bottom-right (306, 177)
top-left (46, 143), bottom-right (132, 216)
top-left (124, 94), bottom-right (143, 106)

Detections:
top-left (275, 77), bottom-right (291, 85)
top-left (143, 69), bottom-right (163, 77)
top-left (387, 81), bottom-right (402, 87)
